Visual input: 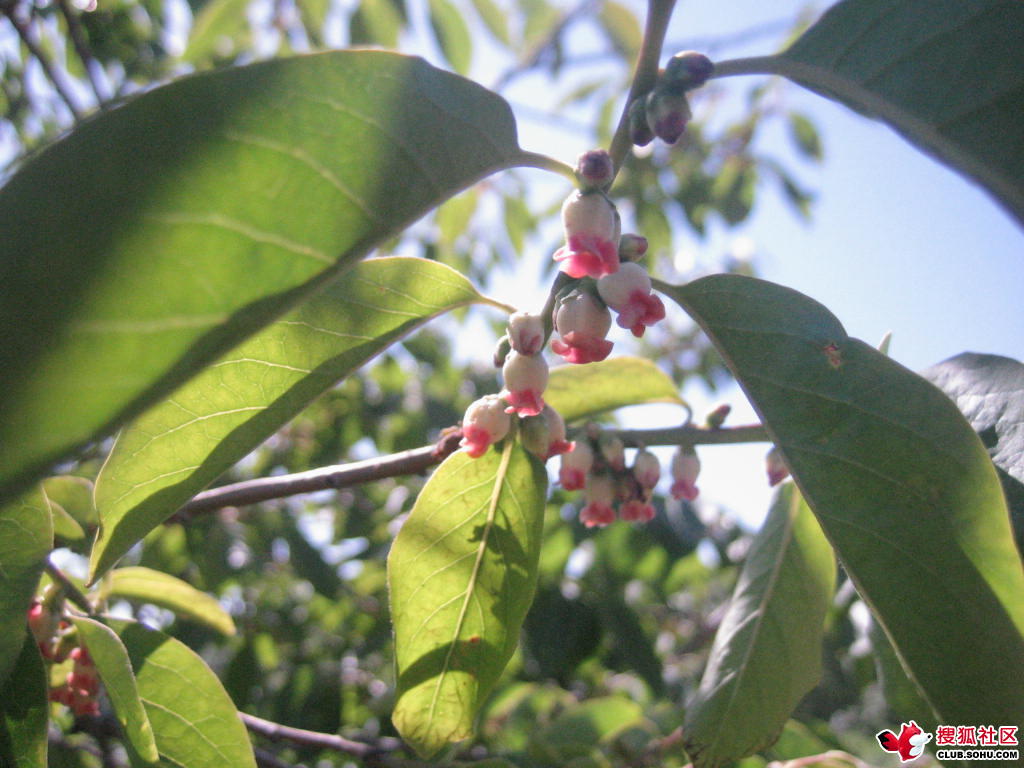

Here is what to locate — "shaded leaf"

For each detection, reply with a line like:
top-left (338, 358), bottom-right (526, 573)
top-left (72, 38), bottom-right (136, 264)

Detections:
top-left (0, 51), bottom-right (524, 505)
top-left (870, 617), bottom-right (937, 730)
top-left (48, 501), bottom-right (86, 544)
top-left (388, 443), bottom-right (547, 758)
top-left (598, 0), bottom-right (642, 58)
top-left (111, 619), bottom-right (257, 768)
top-left (546, 357), bottom-right (685, 423)
top-left (665, 273), bottom-right (1024, 727)
top-left (533, 697), bottom-right (644, 762)
top-left (72, 617), bottom-right (159, 764)
top-left (349, 0), bottom-right (403, 48)
top-left (0, 489), bottom-right (52, 686)
top-left (683, 483), bottom-right (836, 767)
top-left (469, 0), bottom-right (510, 46)
top-left (429, 0), bottom-right (473, 75)
top-left (108, 567), bottom-right (235, 636)
top-left (41, 476), bottom-right (97, 528)
top-left (786, 112), bottom-right (822, 161)
top-left (769, 0), bottom-right (1024, 226)
top-left (182, 0), bottom-right (251, 64)
top-left (0, 636), bottom-right (48, 768)
top-left (91, 257), bottom-right (494, 580)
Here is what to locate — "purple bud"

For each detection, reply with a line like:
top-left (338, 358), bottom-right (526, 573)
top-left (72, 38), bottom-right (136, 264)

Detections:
top-left (646, 88), bottom-right (691, 145)
top-left (618, 234), bottom-right (648, 261)
top-left (664, 50), bottom-right (714, 91)
top-left (575, 149), bottom-right (614, 190)
top-left (628, 98), bottom-right (654, 147)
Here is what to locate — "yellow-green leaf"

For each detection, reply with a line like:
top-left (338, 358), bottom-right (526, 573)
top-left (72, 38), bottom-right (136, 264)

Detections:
top-left (108, 567), bottom-right (235, 637)
top-left (546, 357), bottom-right (685, 423)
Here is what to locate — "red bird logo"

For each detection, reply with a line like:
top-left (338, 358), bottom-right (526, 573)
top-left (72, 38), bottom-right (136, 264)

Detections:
top-left (876, 721), bottom-right (932, 762)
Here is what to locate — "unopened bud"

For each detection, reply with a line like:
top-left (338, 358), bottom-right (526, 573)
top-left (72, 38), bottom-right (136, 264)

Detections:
top-left (766, 447), bottom-right (790, 487)
top-left (628, 98), bottom-right (654, 147)
top-left (705, 403), bottom-right (731, 429)
top-left (663, 50), bottom-right (714, 91)
top-left (646, 87), bottom-right (692, 145)
top-left (598, 433), bottom-right (626, 471)
top-left (559, 440), bottom-right (594, 490)
top-left (618, 234), bottom-right (648, 262)
top-left (575, 149), bottom-right (614, 190)
top-left (507, 311), bottom-right (544, 356)
top-left (521, 406), bottom-right (574, 461)
top-left (632, 449), bottom-right (660, 489)
top-left (460, 395), bottom-right (512, 458)
top-left (492, 334), bottom-right (511, 368)
top-left (670, 446), bottom-right (700, 501)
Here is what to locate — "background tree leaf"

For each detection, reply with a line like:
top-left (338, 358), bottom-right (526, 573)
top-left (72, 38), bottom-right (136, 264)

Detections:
top-left (110, 619), bottom-right (257, 768)
top-left (0, 50), bottom-right (524, 505)
top-left (388, 442), bottom-right (547, 758)
top-left (0, 489), bottom-right (52, 686)
top-left (72, 617), bottom-right (160, 765)
top-left (182, 0), bottom-right (252, 65)
top-left (545, 357), bottom-right (685, 423)
top-left (664, 273), bottom-right (1024, 728)
top-left (759, 0), bottom-right (1024, 227)
top-left (0, 636), bottom-right (48, 768)
top-left (683, 483), bottom-right (836, 768)
top-left (107, 568), bottom-right (236, 637)
top-left (91, 257), bottom-right (498, 580)
top-left (429, 0), bottom-right (473, 75)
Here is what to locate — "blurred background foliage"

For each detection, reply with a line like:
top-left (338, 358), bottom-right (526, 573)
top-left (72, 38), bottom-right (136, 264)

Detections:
top-left (3, 0), bottom-right (903, 764)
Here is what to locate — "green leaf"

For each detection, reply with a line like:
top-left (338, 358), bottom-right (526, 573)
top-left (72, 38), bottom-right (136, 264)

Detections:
top-left (349, 0), bottom-right (404, 48)
top-left (468, 0), bottom-right (510, 46)
top-left (388, 442), bottom-right (548, 758)
top-left (0, 636), bottom-right (48, 768)
top-left (107, 567), bottom-right (235, 637)
top-left (41, 477), bottom-right (97, 528)
top-left (72, 617), bottom-right (160, 765)
top-left (533, 697), bottom-right (644, 762)
top-left (683, 483), bottom-right (836, 767)
top-left (664, 273), bottom-right (1024, 727)
top-left (786, 112), bottom-right (822, 161)
top-left (767, 0), bottom-right (1024, 226)
top-left (182, 0), bottom-right (251, 64)
top-left (598, 0), bottom-right (642, 58)
top-left (0, 489), bottom-right (52, 686)
top-left (429, 0), bottom-right (473, 75)
top-left (546, 357), bottom-right (685, 423)
top-left (91, 257), bottom-right (495, 580)
top-left (0, 51), bottom-right (524, 505)
top-left (110, 619), bottom-right (257, 768)
top-left (48, 501), bottom-right (86, 544)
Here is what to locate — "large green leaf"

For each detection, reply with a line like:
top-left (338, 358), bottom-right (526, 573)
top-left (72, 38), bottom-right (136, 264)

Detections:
top-left (545, 357), bottom-right (685, 423)
top-left (683, 483), bottom-right (836, 767)
top-left (0, 489), bottom-right (52, 686)
top-left (110, 619), bottom-right (257, 768)
top-left (665, 274), bottom-right (1024, 727)
top-left (0, 50), bottom-right (524, 505)
top-left (91, 257), bottom-right (497, 580)
top-left (735, 0), bottom-right (1024, 226)
top-left (72, 617), bottom-right (160, 765)
top-left (388, 442), bottom-right (547, 758)
top-left (0, 637), bottom-right (48, 768)
top-left (107, 567), bottom-right (235, 637)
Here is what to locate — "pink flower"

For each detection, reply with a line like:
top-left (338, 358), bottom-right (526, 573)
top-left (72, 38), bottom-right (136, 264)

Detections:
top-left (460, 395), bottom-right (511, 458)
top-left (559, 441), bottom-right (594, 490)
top-left (551, 291), bottom-right (613, 364)
top-left (620, 499), bottom-right (656, 523)
top-left (507, 311), bottom-right (544, 355)
top-left (632, 449), bottom-right (660, 489)
top-left (598, 433), bottom-right (626, 471)
top-left (501, 350), bottom-right (549, 416)
top-left (597, 262), bottom-right (666, 338)
top-left (522, 406), bottom-right (574, 461)
top-left (553, 191), bottom-right (620, 279)
top-left (766, 447), bottom-right (790, 487)
top-left (580, 474), bottom-right (616, 528)
top-left (670, 447), bottom-right (700, 501)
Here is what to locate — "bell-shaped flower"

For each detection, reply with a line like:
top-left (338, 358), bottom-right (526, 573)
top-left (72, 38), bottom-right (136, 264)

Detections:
top-left (598, 433), bottom-right (626, 471)
top-left (501, 350), bottom-right (548, 417)
top-left (551, 291), bottom-right (613, 364)
top-left (507, 311), bottom-right (544, 355)
top-left (559, 440), bottom-right (594, 490)
top-left (552, 191), bottom-right (620, 279)
top-left (619, 498), bottom-right (656, 523)
top-left (597, 262), bottom-right (666, 338)
top-left (670, 447), bottom-right (701, 501)
top-left (522, 406), bottom-right (574, 461)
top-left (632, 449), bottom-right (661, 489)
top-left (460, 394), bottom-right (511, 458)
top-left (766, 446), bottom-right (790, 487)
top-left (580, 474), bottom-right (616, 528)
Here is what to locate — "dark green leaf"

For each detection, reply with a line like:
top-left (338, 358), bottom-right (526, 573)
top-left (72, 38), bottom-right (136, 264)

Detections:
top-left (110, 619), bottom-right (257, 768)
top-left (349, 0), bottom-right (403, 47)
top-left (665, 273), bottom-right (1024, 727)
top-left (870, 617), bottom-right (937, 729)
top-left (546, 356), bottom-right (685, 423)
top-left (532, 697), bottom-right (644, 762)
top-left (787, 112), bottom-right (822, 161)
top-left (429, 0), bottom-right (473, 75)
top-left (0, 51), bottom-right (524, 504)
top-left (72, 617), bottom-right (160, 765)
top-left (108, 567), bottom-right (235, 636)
top-left (683, 483), bottom-right (835, 767)
top-left (388, 442), bottom-right (547, 757)
top-left (0, 489), bottom-right (52, 686)
top-left (91, 257), bottom-right (496, 580)
top-left (770, 0), bottom-right (1024, 226)
top-left (0, 636), bottom-right (48, 768)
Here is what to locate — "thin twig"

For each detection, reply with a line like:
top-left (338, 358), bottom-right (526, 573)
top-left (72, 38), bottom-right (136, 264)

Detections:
top-left (611, 423), bottom-right (769, 447)
top-left (241, 712), bottom-right (402, 760)
top-left (173, 430), bottom-right (464, 521)
top-left (2, 3), bottom-right (83, 119)
top-left (45, 561), bottom-right (94, 614)
top-left (56, 0), bottom-right (109, 106)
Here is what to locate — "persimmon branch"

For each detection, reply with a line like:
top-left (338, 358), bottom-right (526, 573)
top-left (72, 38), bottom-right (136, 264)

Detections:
top-left (56, 0), bottom-right (109, 107)
top-left (2, 3), bottom-right (83, 119)
top-left (45, 560), bottom-right (94, 614)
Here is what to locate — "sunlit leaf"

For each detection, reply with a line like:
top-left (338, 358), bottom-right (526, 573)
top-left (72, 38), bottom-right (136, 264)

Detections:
top-left (763, 0), bottom-right (1024, 226)
top-left (469, 0), bottom-right (510, 46)
top-left (107, 568), bottom-right (235, 637)
top-left (665, 273), bottom-right (1024, 727)
top-left (72, 617), bottom-right (159, 764)
top-left (111, 619), bottom-right (257, 768)
top-left (429, 0), bottom-right (473, 75)
top-left (389, 443), bottom-right (547, 758)
top-left (41, 477), bottom-right (97, 528)
top-left (48, 501), bottom-right (86, 544)
top-left (349, 0), bottom-right (403, 47)
top-left (598, 0), bottom-right (642, 57)
top-left (0, 51), bottom-right (524, 505)
top-left (0, 489), bottom-right (52, 686)
top-left (546, 357), bottom-right (685, 423)
top-left (0, 637), bottom-right (48, 768)
top-left (91, 257), bottom-right (497, 580)
top-left (683, 483), bottom-right (836, 767)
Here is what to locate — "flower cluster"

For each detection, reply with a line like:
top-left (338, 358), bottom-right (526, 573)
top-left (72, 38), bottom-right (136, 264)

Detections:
top-left (628, 51), bottom-right (713, 147)
top-left (27, 596), bottom-right (103, 717)
top-left (49, 645), bottom-right (101, 717)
